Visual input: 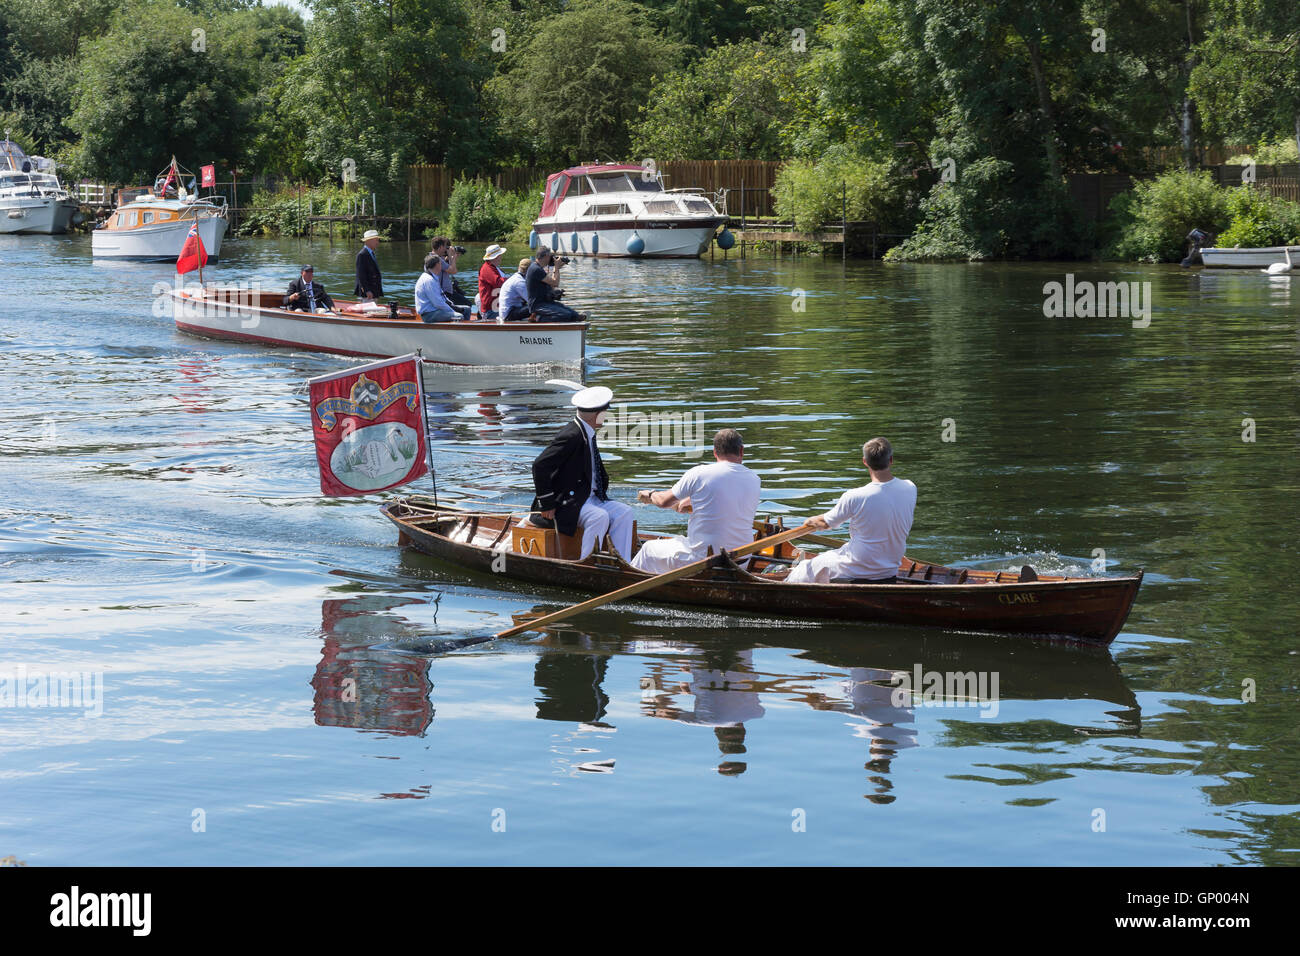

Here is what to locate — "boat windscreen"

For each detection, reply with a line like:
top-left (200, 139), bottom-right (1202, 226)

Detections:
top-left (588, 174), bottom-right (634, 193)
top-left (643, 199), bottom-right (681, 215)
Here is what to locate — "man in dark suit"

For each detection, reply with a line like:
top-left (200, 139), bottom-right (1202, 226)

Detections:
top-left (283, 265), bottom-right (335, 312)
top-left (354, 229), bottom-right (384, 299)
top-left (531, 385), bottom-right (634, 561)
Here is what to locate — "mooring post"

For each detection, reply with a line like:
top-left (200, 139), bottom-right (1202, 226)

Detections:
top-left (842, 181), bottom-right (847, 264)
top-left (407, 185), bottom-right (412, 242)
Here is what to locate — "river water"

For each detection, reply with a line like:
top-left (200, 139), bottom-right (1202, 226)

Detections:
top-left (0, 233), bottom-right (1296, 865)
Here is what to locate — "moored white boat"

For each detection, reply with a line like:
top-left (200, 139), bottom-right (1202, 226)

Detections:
top-left (168, 286), bottom-right (587, 366)
top-left (92, 160), bottom-right (228, 260)
top-left (531, 163), bottom-right (728, 258)
top-left (0, 136), bottom-right (78, 235)
top-left (1199, 245), bottom-right (1300, 269)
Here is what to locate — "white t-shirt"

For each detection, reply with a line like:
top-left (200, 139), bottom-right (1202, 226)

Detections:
top-left (499, 272), bottom-right (528, 313)
top-left (822, 477), bottom-right (917, 579)
top-left (670, 460), bottom-right (762, 552)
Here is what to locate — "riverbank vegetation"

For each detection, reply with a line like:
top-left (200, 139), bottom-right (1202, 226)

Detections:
top-left (2, 0), bottom-right (1298, 260)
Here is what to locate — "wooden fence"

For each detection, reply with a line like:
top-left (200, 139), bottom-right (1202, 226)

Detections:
top-left (409, 159), bottom-right (782, 216)
top-left (1069, 164), bottom-right (1300, 221)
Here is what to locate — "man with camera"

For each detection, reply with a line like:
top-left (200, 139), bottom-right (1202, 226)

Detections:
top-left (415, 253), bottom-right (471, 322)
top-left (526, 246), bottom-right (588, 323)
top-left (431, 236), bottom-right (474, 308)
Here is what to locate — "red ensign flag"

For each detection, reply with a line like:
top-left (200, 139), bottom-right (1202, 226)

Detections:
top-left (308, 355), bottom-right (428, 496)
top-left (175, 222), bottom-right (207, 276)
top-left (200, 164), bottom-right (215, 188)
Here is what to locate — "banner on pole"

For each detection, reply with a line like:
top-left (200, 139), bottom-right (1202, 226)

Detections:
top-left (200, 164), bottom-right (215, 188)
top-left (308, 354), bottom-right (428, 496)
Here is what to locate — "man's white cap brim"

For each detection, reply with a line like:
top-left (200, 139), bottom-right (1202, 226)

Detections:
top-left (572, 385), bottom-right (613, 412)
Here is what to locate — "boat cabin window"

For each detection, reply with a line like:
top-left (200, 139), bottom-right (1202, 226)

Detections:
top-left (588, 173), bottom-right (635, 193)
top-left (114, 212), bottom-right (126, 227)
top-left (642, 199), bottom-right (681, 215)
top-left (3, 174), bottom-right (31, 187)
top-left (630, 176), bottom-right (662, 192)
top-left (547, 176), bottom-right (569, 200)
top-left (683, 199), bottom-right (715, 214)
top-left (142, 211), bottom-right (154, 224)
top-left (127, 211), bottom-right (138, 227)
top-left (585, 203), bottom-right (630, 216)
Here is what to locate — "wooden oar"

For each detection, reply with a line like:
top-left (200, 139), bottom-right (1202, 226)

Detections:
top-left (493, 524), bottom-right (814, 640)
top-left (752, 518), bottom-right (845, 550)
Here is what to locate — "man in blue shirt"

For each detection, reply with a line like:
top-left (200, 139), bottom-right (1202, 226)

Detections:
top-left (415, 254), bottom-right (469, 322)
top-left (526, 247), bottom-right (587, 322)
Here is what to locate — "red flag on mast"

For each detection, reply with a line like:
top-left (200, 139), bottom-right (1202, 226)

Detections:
top-left (175, 221), bottom-right (208, 276)
top-left (200, 164), bottom-right (215, 188)
top-left (308, 355), bottom-right (429, 496)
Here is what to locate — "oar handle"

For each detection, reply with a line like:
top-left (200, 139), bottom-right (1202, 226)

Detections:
top-left (494, 524), bottom-right (814, 639)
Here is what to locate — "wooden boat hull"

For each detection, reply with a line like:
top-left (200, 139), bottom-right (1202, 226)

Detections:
top-left (168, 287), bottom-right (587, 366)
top-left (382, 500), bottom-right (1144, 646)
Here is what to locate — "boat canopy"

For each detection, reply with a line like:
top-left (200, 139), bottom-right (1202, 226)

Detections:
top-left (539, 164), bottom-right (660, 217)
top-left (1, 135), bottom-right (54, 174)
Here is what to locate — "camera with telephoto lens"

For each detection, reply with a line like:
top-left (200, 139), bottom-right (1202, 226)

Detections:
top-left (555, 256), bottom-right (571, 265)
top-left (452, 245), bottom-right (466, 256)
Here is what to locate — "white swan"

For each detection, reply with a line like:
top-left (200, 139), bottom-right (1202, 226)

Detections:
top-left (1265, 247), bottom-right (1294, 274)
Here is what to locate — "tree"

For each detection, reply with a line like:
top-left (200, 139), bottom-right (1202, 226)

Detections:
top-left (630, 39), bottom-right (800, 160)
top-left (1190, 0), bottom-right (1300, 157)
top-left (486, 0), bottom-right (682, 165)
top-left (278, 0), bottom-right (490, 202)
top-left (68, 1), bottom-right (260, 183)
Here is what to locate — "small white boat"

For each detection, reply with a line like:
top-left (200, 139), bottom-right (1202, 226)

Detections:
top-left (531, 163), bottom-right (728, 258)
top-left (1198, 245), bottom-right (1300, 269)
top-left (0, 136), bottom-right (78, 235)
top-left (168, 286), bottom-right (587, 366)
top-left (92, 160), bottom-right (228, 260)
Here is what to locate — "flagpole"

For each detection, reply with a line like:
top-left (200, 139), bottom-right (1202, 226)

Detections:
top-left (416, 352), bottom-right (438, 507)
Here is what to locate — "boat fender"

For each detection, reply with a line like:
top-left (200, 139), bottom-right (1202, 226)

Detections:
top-left (591, 232), bottom-right (599, 254)
top-left (626, 232), bottom-right (645, 256)
top-left (528, 229), bottom-right (538, 249)
top-left (571, 231), bottom-right (579, 251)
top-left (716, 227), bottom-right (735, 250)
top-left (550, 231), bottom-right (559, 250)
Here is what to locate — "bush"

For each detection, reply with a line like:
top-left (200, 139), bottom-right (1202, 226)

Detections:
top-left (1217, 186), bottom-right (1300, 248)
top-left (772, 153), bottom-right (909, 235)
top-left (446, 177), bottom-right (543, 243)
top-left (1226, 138), bottom-right (1300, 165)
top-left (1101, 169), bottom-right (1229, 262)
top-left (239, 184), bottom-right (382, 237)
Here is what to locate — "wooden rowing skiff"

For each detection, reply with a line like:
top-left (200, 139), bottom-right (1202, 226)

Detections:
top-left (382, 498), bottom-right (1144, 646)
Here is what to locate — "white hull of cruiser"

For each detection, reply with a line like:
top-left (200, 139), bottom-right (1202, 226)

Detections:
top-left (168, 287), bottom-right (586, 367)
top-left (93, 214), bottom-right (227, 260)
top-left (1199, 246), bottom-right (1300, 269)
top-left (532, 221), bottom-right (721, 258)
top-left (0, 196), bottom-right (78, 234)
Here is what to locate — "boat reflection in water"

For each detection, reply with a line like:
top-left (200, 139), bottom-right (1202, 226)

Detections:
top-left (312, 594), bottom-right (436, 738)
top-left (519, 614), bottom-right (1140, 796)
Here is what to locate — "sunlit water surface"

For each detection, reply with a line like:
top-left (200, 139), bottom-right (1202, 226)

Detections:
top-left (0, 233), bottom-right (1296, 865)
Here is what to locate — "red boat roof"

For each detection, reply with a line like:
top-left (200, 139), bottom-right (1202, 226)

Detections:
top-left (558, 164), bottom-right (643, 177)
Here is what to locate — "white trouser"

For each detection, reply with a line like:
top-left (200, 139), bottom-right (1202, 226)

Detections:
top-left (785, 546), bottom-right (851, 584)
top-left (577, 497), bottom-right (635, 561)
top-left (630, 534), bottom-right (702, 574)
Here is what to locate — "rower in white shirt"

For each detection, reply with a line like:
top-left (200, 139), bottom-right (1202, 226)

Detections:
top-left (632, 428), bottom-right (762, 573)
top-left (786, 437), bottom-right (917, 584)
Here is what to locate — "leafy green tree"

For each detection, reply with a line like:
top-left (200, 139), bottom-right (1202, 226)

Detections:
top-left (486, 0), bottom-right (682, 165)
top-left (1190, 0), bottom-right (1300, 158)
top-left (630, 39), bottom-right (800, 160)
top-left (279, 0), bottom-right (490, 203)
top-left (67, 1), bottom-right (260, 183)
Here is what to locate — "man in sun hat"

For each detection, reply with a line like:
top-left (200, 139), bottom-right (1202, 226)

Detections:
top-left (531, 385), bottom-right (635, 561)
top-left (354, 229), bottom-right (384, 300)
top-left (476, 244), bottom-right (509, 320)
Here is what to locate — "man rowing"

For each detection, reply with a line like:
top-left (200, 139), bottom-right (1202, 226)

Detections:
top-left (632, 428), bottom-right (761, 573)
top-left (786, 437), bottom-right (916, 584)
top-left (530, 385), bottom-right (635, 561)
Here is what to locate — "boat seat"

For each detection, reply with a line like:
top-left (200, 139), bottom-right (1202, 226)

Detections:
top-left (512, 522), bottom-right (582, 560)
top-left (1019, 565), bottom-right (1038, 582)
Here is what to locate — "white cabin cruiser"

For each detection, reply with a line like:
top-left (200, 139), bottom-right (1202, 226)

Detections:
top-left (92, 159), bottom-right (228, 260)
top-left (0, 135), bottom-right (78, 235)
top-left (530, 163), bottom-right (728, 258)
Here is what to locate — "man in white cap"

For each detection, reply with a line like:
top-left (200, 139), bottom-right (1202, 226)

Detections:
top-left (476, 244), bottom-right (508, 320)
top-left (531, 385), bottom-right (635, 561)
top-left (631, 428), bottom-right (761, 573)
top-left (785, 437), bottom-right (917, 584)
top-left (354, 229), bottom-right (384, 300)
